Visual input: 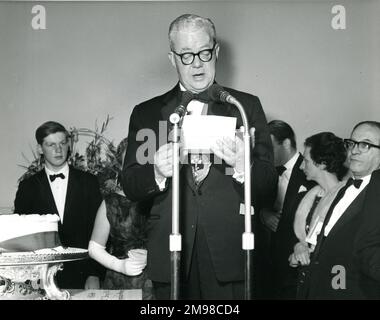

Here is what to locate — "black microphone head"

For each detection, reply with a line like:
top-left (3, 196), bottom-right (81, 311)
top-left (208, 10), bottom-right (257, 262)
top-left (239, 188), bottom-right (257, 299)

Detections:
top-left (169, 91), bottom-right (194, 124)
top-left (208, 84), bottom-right (230, 103)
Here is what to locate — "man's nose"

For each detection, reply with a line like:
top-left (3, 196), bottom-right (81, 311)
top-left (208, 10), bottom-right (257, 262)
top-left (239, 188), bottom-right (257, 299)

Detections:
top-left (351, 143), bottom-right (361, 154)
top-left (192, 55), bottom-right (203, 67)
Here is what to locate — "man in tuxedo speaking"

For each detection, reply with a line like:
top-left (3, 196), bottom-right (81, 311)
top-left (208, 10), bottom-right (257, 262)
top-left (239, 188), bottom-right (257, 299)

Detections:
top-left (121, 14), bottom-right (276, 299)
top-left (14, 121), bottom-right (104, 289)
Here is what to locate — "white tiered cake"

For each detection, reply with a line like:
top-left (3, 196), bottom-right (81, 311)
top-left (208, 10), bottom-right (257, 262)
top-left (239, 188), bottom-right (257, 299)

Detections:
top-left (0, 214), bottom-right (88, 264)
top-left (0, 214), bottom-right (60, 253)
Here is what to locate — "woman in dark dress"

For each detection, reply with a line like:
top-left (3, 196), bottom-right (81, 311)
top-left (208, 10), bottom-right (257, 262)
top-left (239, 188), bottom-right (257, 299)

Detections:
top-left (288, 132), bottom-right (348, 289)
top-left (88, 138), bottom-right (154, 300)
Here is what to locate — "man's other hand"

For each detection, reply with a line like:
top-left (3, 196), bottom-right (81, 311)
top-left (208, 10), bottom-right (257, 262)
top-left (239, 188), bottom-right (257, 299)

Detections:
top-left (260, 208), bottom-right (281, 232)
top-left (154, 143), bottom-right (174, 182)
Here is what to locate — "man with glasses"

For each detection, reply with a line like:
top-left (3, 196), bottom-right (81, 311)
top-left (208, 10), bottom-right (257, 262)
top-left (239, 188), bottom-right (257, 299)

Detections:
top-left (298, 121), bottom-right (380, 299)
top-left (121, 14), bottom-right (276, 299)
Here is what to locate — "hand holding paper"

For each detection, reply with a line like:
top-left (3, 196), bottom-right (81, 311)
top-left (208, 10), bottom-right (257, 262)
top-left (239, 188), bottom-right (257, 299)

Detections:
top-left (211, 135), bottom-right (245, 173)
top-left (154, 143), bottom-right (189, 184)
top-left (154, 143), bottom-right (174, 182)
top-left (211, 126), bottom-right (256, 174)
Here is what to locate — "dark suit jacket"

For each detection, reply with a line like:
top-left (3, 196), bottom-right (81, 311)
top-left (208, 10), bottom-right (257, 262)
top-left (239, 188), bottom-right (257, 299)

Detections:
top-left (14, 166), bottom-right (104, 289)
top-left (121, 83), bottom-right (276, 284)
top-left (353, 169), bottom-right (380, 299)
top-left (272, 154), bottom-right (315, 295)
top-left (297, 178), bottom-right (375, 299)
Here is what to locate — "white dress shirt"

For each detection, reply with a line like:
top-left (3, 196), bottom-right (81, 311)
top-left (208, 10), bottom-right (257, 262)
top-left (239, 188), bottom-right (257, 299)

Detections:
top-left (45, 163), bottom-right (69, 223)
top-left (274, 152), bottom-right (300, 212)
top-left (324, 174), bottom-right (371, 236)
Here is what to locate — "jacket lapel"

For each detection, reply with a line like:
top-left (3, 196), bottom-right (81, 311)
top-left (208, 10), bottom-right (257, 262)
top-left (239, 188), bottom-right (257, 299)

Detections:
top-left (63, 167), bottom-right (79, 227)
top-left (282, 154), bottom-right (304, 214)
top-left (326, 187), bottom-right (367, 239)
top-left (160, 84), bottom-right (182, 123)
top-left (160, 84), bottom-right (195, 190)
top-left (207, 100), bottom-right (234, 120)
top-left (36, 170), bottom-right (60, 216)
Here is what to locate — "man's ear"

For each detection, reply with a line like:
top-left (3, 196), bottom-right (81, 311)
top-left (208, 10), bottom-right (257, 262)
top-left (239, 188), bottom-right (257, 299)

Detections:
top-left (168, 51), bottom-right (176, 68)
top-left (215, 42), bottom-right (220, 61)
top-left (317, 162), bottom-right (327, 171)
top-left (283, 138), bottom-right (292, 151)
top-left (37, 144), bottom-right (43, 156)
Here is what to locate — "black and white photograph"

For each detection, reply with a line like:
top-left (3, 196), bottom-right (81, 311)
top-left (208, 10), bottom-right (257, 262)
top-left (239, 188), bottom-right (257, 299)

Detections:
top-left (0, 0), bottom-right (379, 304)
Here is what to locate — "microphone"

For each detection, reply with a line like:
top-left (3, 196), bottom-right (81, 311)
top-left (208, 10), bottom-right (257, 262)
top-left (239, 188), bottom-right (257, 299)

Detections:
top-left (208, 84), bottom-right (237, 105)
top-left (169, 91), bottom-right (194, 124)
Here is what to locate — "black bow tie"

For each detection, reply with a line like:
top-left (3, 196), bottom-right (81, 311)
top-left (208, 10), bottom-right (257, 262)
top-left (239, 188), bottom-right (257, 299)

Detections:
top-left (346, 177), bottom-right (363, 189)
top-left (276, 165), bottom-right (287, 176)
top-left (49, 173), bottom-right (65, 182)
top-left (193, 91), bottom-right (209, 103)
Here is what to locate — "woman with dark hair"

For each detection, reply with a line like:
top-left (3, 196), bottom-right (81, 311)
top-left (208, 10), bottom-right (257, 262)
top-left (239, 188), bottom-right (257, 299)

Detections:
top-left (289, 132), bottom-right (348, 271)
top-left (88, 137), bottom-right (154, 300)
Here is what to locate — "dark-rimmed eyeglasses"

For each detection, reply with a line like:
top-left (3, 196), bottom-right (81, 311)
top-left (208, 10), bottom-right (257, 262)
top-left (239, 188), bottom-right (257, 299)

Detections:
top-left (344, 139), bottom-right (380, 153)
top-left (171, 43), bottom-right (216, 65)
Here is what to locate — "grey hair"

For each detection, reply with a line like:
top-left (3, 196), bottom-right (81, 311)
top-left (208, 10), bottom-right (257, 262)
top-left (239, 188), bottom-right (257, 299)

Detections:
top-left (168, 14), bottom-right (217, 50)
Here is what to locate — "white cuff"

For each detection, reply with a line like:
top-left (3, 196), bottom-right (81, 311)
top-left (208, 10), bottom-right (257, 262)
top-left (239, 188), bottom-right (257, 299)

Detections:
top-left (232, 168), bottom-right (244, 184)
top-left (156, 177), bottom-right (167, 191)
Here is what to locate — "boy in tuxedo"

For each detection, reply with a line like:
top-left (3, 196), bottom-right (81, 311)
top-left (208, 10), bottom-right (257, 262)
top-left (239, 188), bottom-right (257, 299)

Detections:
top-left (14, 121), bottom-right (104, 289)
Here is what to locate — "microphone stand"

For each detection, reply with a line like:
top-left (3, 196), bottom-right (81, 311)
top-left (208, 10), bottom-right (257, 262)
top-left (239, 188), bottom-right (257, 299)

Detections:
top-left (169, 117), bottom-right (181, 300)
top-left (226, 96), bottom-right (254, 300)
top-left (169, 92), bottom-right (253, 299)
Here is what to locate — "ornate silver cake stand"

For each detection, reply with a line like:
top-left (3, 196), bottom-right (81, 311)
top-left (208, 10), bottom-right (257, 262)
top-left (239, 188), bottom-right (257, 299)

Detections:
top-left (0, 247), bottom-right (88, 300)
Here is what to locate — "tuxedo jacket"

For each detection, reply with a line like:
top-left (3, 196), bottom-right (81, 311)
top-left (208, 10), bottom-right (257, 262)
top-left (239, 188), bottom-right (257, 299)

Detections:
top-left (297, 175), bottom-right (380, 299)
top-left (272, 154), bottom-right (315, 291)
top-left (14, 166), bottom-right (103, 289)
top-left (353, 169), bottom-right (380, 299)
top-left (121, 83), bottom-right (277, 283)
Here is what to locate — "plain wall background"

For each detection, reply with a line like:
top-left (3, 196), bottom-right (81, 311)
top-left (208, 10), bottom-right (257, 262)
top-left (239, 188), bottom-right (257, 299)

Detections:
top-left (0, 0), bottom-right (379, 210)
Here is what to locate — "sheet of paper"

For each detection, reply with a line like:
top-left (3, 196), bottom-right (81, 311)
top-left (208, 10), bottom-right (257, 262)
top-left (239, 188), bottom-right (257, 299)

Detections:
top-left (181, 115), bottom-right (237, 152)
